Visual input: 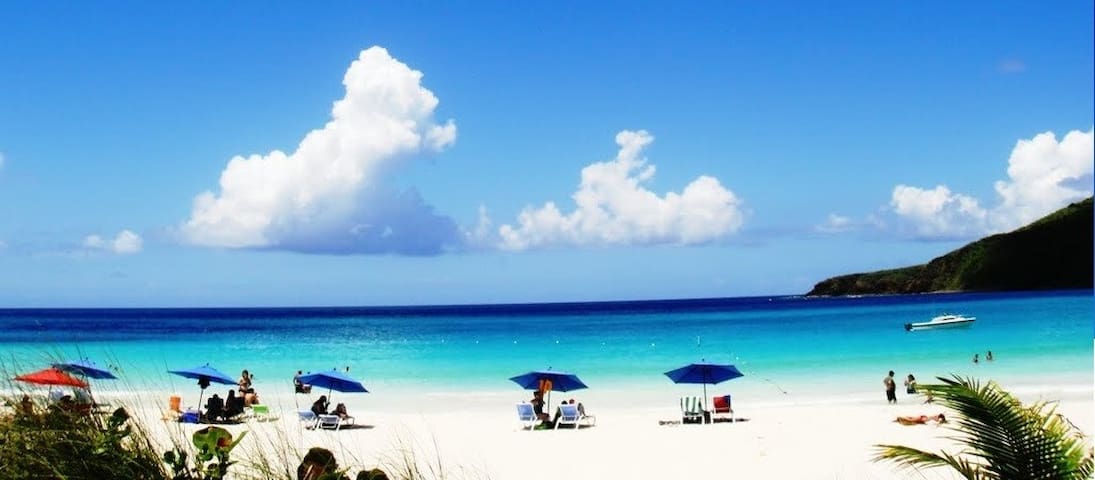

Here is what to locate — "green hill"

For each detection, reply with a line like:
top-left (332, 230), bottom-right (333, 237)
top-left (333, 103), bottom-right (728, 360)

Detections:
top-left (806, 197), bottom-right (1093, 296)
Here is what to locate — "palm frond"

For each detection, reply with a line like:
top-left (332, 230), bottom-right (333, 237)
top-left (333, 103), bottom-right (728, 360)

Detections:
top-left (873, 375), bottom-right (1093, 480)
top-left (873, 444), bottom-right (986, 479)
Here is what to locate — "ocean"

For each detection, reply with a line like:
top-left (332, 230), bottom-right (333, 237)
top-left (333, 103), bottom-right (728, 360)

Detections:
top-left (1, 290), bottom-right (1091, 408)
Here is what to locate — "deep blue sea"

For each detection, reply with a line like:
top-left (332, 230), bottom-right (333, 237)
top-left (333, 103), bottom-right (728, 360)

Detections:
top-left (1, 290), bottom-right (1091, 403)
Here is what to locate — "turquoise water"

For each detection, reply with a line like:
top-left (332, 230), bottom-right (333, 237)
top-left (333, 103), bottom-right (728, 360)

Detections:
top-left (1, 291), bottom-right (1091, 399)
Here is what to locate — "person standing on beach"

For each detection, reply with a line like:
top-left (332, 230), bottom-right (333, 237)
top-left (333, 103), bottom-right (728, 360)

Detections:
top-left (904, 374), bottom-right (917, 394)
top-left (884, 371), bottom-right (897, 404)
top-left (973, 354), bottom-right (979, 364)
top-left (986, 350), bottom-right (994, 361)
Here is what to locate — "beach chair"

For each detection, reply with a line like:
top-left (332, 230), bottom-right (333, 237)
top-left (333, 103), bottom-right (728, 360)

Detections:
top-left (711, 395), bottom-right (733, 423)
top-left (680, 396), bottom-right (706, 424)
top-left (317, 414), bottom-right (354, 431)
top-left (554, 404), bottom-right (584, 429)
top-left (297, 409), bottom-right (318, 429)
top-left (516, 402), bottom-right (539, 431)
top-left (247, 404), bottom-right (277, 422)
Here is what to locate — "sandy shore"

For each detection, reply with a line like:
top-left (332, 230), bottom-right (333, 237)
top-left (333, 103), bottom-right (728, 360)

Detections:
top-left (83, 381), bottom-right (1092, 480)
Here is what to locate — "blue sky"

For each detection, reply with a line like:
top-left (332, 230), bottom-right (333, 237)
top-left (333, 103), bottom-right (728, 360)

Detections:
top-left (0, 1), bottom-right (1091, 307)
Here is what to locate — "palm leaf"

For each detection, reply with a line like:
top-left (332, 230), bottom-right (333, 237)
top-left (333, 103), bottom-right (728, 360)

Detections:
top-left (873, 375), bottom-right (1093, 480)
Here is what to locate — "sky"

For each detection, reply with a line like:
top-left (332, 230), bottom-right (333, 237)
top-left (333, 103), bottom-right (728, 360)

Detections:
top-left (0, 1), bottom-right (1091, 307)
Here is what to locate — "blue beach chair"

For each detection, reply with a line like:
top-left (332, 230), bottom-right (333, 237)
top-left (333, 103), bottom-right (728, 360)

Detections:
top-left (516, 402), bottom-right (539, 431)
top-left (297, 409), bottom-right (318, 429)
top-left (554, 403), bottom-right (581, 429)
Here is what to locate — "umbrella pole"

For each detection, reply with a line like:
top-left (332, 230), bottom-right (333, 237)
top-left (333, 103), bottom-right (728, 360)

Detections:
top-left (197, 389), bottom-right (204, 415)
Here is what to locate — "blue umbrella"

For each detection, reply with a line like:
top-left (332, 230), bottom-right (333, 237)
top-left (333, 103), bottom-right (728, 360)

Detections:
top-left (509, 369), bottom-right (588, 409)
top-left (509, 370), bottom-right (588, 392)
top-left (298, 370), bottom-right (367, 402)
top-left (54, 359), bottom-right (117, 380)
top-left (664, 362), bottom-right (744, 403)
top-left (168, 364), bottom-right (236, 409)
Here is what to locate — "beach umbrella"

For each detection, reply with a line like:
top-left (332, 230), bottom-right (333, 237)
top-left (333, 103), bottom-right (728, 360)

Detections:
top-left (168, 364), bottom-right (235, 410)
top-left (14, 367), bottom-right (89, 389)
top-left (54, 358), bottom-right (117, 405)
top-left (509, 369), bottom-right (588, 409)
top-left (297, 369), bottom-right (368, 403)
top-left (54, 359), bottom-right (118, 380)
top-left (664, 361), bottom-right (744, 405)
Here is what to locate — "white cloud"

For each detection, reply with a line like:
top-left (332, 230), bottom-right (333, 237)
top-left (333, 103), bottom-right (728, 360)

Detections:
top-left (816, 214), bottom-right (854, 233)
top-left (84, 229), bottom-right (143, 254)
top-left (180, 46), bottom-right (459, 255)
top-left (992, 129), bottom-right (1093, 228)
top-left (0, 152), bottom-right (5, 169)
top-left (888, 185), bottom-right (989, 239)
top-left (880, 129), bottom-right (1093, 240)
top-left (496, 130), bottom-right (745, 250)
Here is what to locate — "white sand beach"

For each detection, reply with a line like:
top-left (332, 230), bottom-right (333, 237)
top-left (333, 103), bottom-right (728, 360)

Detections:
top-left (91, 380), bottom-right (1094, 480)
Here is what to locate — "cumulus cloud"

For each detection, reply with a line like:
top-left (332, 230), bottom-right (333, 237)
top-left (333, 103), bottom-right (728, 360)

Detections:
top-left (816, 214), bottom-right (855, 233)
top-left (873, 129), bottom-right (1093, 240)
top-left (180, 46), bottom-right (459, 255)
top-left (495, 130), bottom-right (745, 250)
top-left (84, 230), bottom-right (143, 254)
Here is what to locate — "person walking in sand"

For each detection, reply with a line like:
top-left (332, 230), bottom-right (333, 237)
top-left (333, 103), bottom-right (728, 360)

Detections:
top-left (883, 371), bottom-right (897, 404)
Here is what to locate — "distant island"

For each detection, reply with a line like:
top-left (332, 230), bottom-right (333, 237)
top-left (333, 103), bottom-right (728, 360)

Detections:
top-left (807, 197), bottom-right (1093, 296)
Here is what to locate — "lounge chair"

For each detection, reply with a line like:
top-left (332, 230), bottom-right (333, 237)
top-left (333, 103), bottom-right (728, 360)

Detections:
top-left (297, 409), bottom-right (318, 429)
top-left (680, 396), bottom-right (706, 424)
top-left (247, 404), bottom-right (277, 422)
top-left (516, 402), bottom-right (539, 431)
top-left (317, 413), bottom-right (354, 431)
top-left (554, 403), bottom-right (596, 429)
top-left (711, 395), bottom-right (733, 423)
top-left (554, 404), bottom-right (580, 429)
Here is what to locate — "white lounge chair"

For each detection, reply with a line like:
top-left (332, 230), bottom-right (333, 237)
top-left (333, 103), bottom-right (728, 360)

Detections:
top-left (516, 402), bottom-right (539, 431)
top-left (317, 413), bottom-right (354, 431)
top-left (297, 409), bottom-right (318, 429)
top-left (554, 403), bottom-right (596, 429)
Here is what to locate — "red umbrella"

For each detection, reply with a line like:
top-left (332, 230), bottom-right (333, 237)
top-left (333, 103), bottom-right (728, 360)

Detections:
top-left (14, 367), bottom-right (89, 388)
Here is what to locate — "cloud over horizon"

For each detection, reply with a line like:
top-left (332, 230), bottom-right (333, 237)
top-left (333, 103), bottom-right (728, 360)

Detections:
top-left (494, 130), bottom-right (745, 250)
top-left (828, 129), bottom-right (1093, 240)
top-left (180, 46), bottom-right (459, 255)
top-left (84, 229), bottom-right (143, 254)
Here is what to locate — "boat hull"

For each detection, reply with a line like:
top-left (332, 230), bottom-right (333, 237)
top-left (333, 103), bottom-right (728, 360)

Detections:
top-left (904, 319), bottom-right (975, 331)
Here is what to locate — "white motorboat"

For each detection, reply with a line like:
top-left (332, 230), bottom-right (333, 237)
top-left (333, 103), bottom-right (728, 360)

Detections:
top-left (904, 314), bottom-right (976, 331)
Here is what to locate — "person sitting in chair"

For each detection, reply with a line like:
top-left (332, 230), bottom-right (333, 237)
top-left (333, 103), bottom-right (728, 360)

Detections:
top-left (530, 390), bottom-right (551, 425)
top-left (204, 394), bottom-right (225, 422)
top-left (224, 390), bottom-right (245, 419)
top-left (311, 395), bottom-right (329, 416)
top-left (333, 402), bottom-right (350, 420)
top-left (294, 370), bottom-right (312, 394)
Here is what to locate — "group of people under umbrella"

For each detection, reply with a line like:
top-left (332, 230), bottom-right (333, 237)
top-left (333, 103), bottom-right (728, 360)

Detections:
top-left (511, 360), bottom-right (744, 429)
top-left (167, 364), bottom-right (369, 424)
top-left (11, 359), bottom-right (118, 415)
top-left (12, 358), bottom-right (743, 427)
